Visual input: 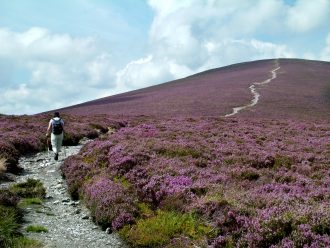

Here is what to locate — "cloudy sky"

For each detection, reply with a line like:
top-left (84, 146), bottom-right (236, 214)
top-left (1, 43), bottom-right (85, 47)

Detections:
top-left (0, 0), bottom-right (329, 114)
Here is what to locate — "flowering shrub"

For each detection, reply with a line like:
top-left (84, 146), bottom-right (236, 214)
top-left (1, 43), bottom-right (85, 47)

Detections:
top-left (141, 175), bottom-right (194, 206)
top-left (83, 176), bottom-right (137, 229)
top-left (0, 114), bottom-right (124, 173)
top-left (60, 155), bottom-right (92, 199)
top-left (60, 117), bottom-right (329, 246)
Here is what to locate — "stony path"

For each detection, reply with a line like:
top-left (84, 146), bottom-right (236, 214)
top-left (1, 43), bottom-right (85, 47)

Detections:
top-left (9, 139), bottom-right (128, 248)
top-left (224, 60), bottom-right (280, 117)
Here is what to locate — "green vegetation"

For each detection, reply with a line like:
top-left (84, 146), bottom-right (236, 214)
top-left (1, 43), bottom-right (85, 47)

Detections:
top-left (10, 237), bottom-right (42, 248)
top-left (0, 205), bottom-right (41, 248)
top-left (119, 210), bottom-right (212, 247)
top-left (0, 179), bottom-right (46, 247)
top-left (261, 216), bottom-right (294, 246)
top-left (275, 174), bottom-right (296, 183)
top-left (26, 225), bottom-right (48, 233)
top-left (114, 176), bottom-right (132, 189)
top-left (63, 132), bottom-right (80, 146)
top-left (274, 155), bottom-right (294, 169)
top-left (223, 157), bottom-right (236, 165)
top-left (0, 206), bottom-right (21, 241)
top-left (239, 170), bottom-right (260, 181)
top-left (37, 210), bottom-right (55, 216)
top-left (19, 198), bottom-right (43, 207)
top-left (89, 123), bottom-right (108, 133)
top-left (311, 218), bottom-right (330, 235)
top-left (157, 146), bottom-right (202, 159)
top-left (136, 203), bottom-right (154, 219)
top-left (10, 178), bottom-right (46, 198)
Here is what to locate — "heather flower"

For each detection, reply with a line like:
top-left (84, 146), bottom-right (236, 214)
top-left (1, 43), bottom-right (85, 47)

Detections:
top-left (60, 155), bottom-right (91, 199)
top-left (0, 113), bottom-right (123, 173)
top-left (211, 235), bottom-right (229, 248)
top-left (55, 117), bottom-right (329, 246)
top-left (111, 212), bottom-right (135, 230)
top-left (141, 175), bottom-right (193, 206)
top-left (277, 238), bottom-right (295, 248)
top-left (84, 176), bottom-right (137, 229)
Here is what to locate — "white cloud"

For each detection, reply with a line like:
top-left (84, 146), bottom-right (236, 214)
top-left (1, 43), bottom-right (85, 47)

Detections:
top-left (116, 55), bottom-right (170, 88)
top-left (0, 27), bottom-right (118, 114)
top-left (1, 1), bottom-right (330, 114)
top-left (0, 27), bottom-right (96, 62)
top-left (199, 39), bottom-right (295, 72)
top-left (117, 0), bottom-right (295, 88)
top-left (286, 0), bottom-right (330, 32)
top-left (0, 84), bottom-right (46, 115)
top-left (116, 55), bottom-right (194, 89)
top-left (148, 0), bottom-right (192, 17)
top-left (86, 53), bottom-right (115, 87)
top-left (321, 33), bottom-right (330, 61)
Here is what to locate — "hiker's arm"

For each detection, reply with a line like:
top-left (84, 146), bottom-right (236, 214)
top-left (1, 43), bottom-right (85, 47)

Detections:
top-left (46, 122), bottom-right (51, 136)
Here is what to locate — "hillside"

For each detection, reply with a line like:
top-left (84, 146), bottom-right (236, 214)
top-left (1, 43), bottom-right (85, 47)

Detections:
top-left (1, 58), bottom-right (329, 247)
top-left (60, 59), bottom-right (330, 120)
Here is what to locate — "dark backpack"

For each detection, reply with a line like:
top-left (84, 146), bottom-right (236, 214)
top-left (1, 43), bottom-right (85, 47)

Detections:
top-left (52, 118), bottom-right (63, 135)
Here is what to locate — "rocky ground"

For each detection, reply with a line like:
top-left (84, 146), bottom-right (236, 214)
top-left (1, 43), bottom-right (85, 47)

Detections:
top-left (3, 139), bottom-right (128, 248)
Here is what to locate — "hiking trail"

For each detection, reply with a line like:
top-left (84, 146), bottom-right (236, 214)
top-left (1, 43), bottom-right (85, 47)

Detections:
top-left (6, 140), bottom-right (127, 248)
top-left (224, 60), bottom-right (280, 117)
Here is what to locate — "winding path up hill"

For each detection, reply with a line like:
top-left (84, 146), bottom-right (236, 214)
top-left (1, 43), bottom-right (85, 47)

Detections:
top-left (61, 59), bottom-right (330, 120)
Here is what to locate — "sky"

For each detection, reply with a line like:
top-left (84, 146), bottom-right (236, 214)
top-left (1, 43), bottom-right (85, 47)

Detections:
top-left (0, 0), bottom-right (329, 115)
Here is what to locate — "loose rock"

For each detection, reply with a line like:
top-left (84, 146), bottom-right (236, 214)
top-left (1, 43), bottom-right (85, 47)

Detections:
top-left (74, 209), bottom-right (81, 214)
top-left (10, 142), bottom-right (127, 248)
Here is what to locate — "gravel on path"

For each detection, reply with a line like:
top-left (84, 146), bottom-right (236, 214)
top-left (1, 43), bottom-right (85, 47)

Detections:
top-left (7, 139), bottom-right (128, 248)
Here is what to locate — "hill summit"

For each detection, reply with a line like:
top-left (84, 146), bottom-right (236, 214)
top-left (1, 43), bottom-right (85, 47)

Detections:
top-left (61, 59), bottom-right (330, 120)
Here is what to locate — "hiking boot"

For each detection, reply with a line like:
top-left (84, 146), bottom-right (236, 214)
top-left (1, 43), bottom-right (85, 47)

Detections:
top-left (54, 153), bottom-right (58, 161)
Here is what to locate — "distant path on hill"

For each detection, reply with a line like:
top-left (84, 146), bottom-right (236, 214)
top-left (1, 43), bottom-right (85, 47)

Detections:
top-left (8, 141), bottom-right (127, 248)
top-left (224, 60), bottom-right (280, 117)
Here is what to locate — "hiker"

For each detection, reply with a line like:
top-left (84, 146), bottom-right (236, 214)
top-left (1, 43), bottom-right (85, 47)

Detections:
top-left (46, 112), bottom-right (64, 161)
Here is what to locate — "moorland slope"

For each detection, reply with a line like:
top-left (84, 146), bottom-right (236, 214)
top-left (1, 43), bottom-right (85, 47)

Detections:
top-left (61, 58), bottom-right (330, 120)
top-left (2, 58), bottom-right (330, 247)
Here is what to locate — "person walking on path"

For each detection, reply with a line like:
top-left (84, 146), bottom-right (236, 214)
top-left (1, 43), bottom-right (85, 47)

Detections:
top-left (46, 112), bottom-right (64, 161)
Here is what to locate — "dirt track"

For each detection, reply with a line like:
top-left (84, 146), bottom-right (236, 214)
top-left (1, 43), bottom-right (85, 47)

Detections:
top-left (10, 140), bottom-right (127, 248)
top-left (224, 59), bottom-right (280, 117)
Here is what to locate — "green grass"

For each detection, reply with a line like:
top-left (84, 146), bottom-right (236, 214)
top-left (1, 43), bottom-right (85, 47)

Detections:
top-left (136, 203), bottom-right (154, 219)
top-left (239, 170), bottom-right (260, 181)
top-left (157, 146), bottom-right (202, 159)
top-left (35, 209), bottom-right (55, 216)
top-left (10, 179), bottom-right (46, 199)
top-left (18, 198), bottom-right (43, 208)
top-left (0, 179), bottom-right (47, 247)
top-left (114, 176), bottom-right (132, 189)
top-left (26, 225), bottom-right (48, 233)
top-left (274, 155), bottom-right (293, 169)
top-left (0, 205), bottom-right (33, 247)
top-left (224, 157), bottom-right (236, 165)
top-left (0, 206), bottom-right (21, 240)
top-left (10, 237), bottom-right (43, 248)
top-left (119, 210), bottom-right (212, 247)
